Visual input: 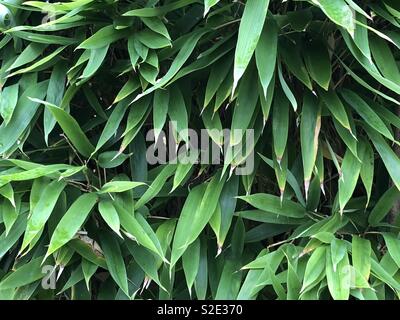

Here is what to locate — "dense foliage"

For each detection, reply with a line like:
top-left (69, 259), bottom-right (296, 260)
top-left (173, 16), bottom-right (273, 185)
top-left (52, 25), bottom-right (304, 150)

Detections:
top-left (1, 0), bottom-right (400, 300)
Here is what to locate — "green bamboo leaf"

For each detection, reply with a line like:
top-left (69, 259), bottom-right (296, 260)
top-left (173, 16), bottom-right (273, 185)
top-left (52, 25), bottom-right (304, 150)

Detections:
top-left (98, 200), bottom-right (122, 237)
top-left (125, 241), bottom-right (166, 291)
top-left (341, 89), bottom-right (394, 141)
top-left (141, 17), bottom-right (170, 40)
top-left (0, 256), bottom-right (46, 291)
top-left (353, 14), bottom-right (372, 62)
top-left (194, 237), bottom-right (208, 300)
top-left (233, 0), bottom-right (270, 92)
top-left (44, 61), bottom-right (68, 144)
top-left (304, 39), bottom-right (331, 90)
top-left (204, 57), bottom-right (232, 109)
top-left (171, 171), bottom-right (226, 268)
top-left (230, 65), bottom-right (259, 146)
top-left (20, 180), bottom-right (66, 254)
top-left (359, 139), bottom-right (374, 207)
top-left (168, 86), bottom-right (188, 143)
top-left (135, 164), bottom-right (176, 209)
top-left (0, 83), bottom-right (19, 125)
top-left (82, 259), bottom-right (98, 290)
top-left (352, 236), bottom-right (371, 287)
top-left (132, 29), bottom-right (207, 102)
top-left (255, 16), bottom-right (278, 97)
top-left (0, 81), bottom-right (48, 155)
top-left (370, 258), bottom-right (400, 292)
top-left (0, 183), bottom-right (15, 207)
top-left (94, 99), bottom-right (130, 153)
top-left (300, 92), bottom-right (321, 197)
top-left (326, 247), bottom-right (350, 300)
top-left (31, 99), bottom-right (95, 157)
top-left (319, 89), bottom-right (351, 132)
top-left (7, 46), bottom-right (66, 78)
top-left (338, 147), bottom-right (362, 214)
top-left (98, 181), bottom-right (145, 194)
top-left (6, 43), bottom-right (47, 72)
top-left (45, 193), bottom-right (98, 258)
top-left (278, 62), bottom-right (297, 111)
top-left (182, 238), bottom-right (200, 296)
top-left (383, 233), bottom-right (400, 268)
top-left (368, 186), bottom-right (400, 226)
top-left (204, 0), bottom-right (220, 15)
top-left (171, 151), bottom-right (198, 193)
top-left (137, 29), bottom-right (171, 49)
top-left (237, 193), bottom-right (306, 218)
top-left (215, 175), bottom-right (239, 248)
top-left (153, 89), bottom-right (169, 141)
top-left (331, 239), bottom-right (347, 271)
top-left (58, 266), bottom-right (85, 295)
top-left (312, 0), bottom-right (355, 35)
top-left (272, 89), bottom-right (289, 162)
top-left (78, 45), bottom-right (109, 82)
top-left (68, 239), bottom-right (107, 270)
top-left (0, 213), bottom-right (27, 259)
top-left (370, 35), bottom-right (400, 83)
top-left (115, 203), bottom-right (165, 260)
top-left (78, 25), bottom-right (129, 50)
top-left (2, 196), bottom-right (20, 236)
top-left (301, 246), bottom-right (326, 293)
top-left (98, 151), bottom-right (131, 169)
top-left (99, 232), bottom-right (129, 295)
top-left (364, 124), bottom-right (400, 191)
top-left (123, 0), bottom-right (197, 17)
top-left (236, 210), bottom-right (305, 225)
top-left (280, 38), bottom-right (312, 90)
top-left (113, 78), bottom-right (140, 104)
top-left (201, 106), bottom-right (223, 146)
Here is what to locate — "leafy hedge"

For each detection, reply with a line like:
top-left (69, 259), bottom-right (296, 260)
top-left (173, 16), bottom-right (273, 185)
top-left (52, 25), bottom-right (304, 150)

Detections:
top-left (1, 0), bottom-right (400, 300)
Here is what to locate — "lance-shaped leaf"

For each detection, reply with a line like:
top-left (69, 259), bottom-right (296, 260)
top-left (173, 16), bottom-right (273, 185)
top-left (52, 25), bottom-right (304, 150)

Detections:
top-left (98, 181), bottom-right (145, 194)
top-left (359, 138), bottom-right (374, 207)
top-left (341, 89), bottom-right (394, 141)
top-left (153, 89), bottom-right (169, 141)
top-left (171, 171), bottom-right (226, 268)
top-left (364, 124), bottom-right (400, 191)
top-left (230, 65), bottom-right (259, 146)
top-left (0, 256), bottom-right (46, 291)
top-left (319, 89), bottom-right (351, 132)
top-left (237, 193), bottom-right (306, 218)
top-left (98, 200), bottom-right (122, 237)
top-left (233, 0), bottom-right (270, 92)
top-left (352, 236), bottom-right (371, 287)
top-left (272, 89), bottom-right (289, 162)
top-left (32, 98), bottom-right (95, 158)
top-left (182, 238), bottom-right (200, 296)
top-left (0, 83), bottom-right (19, 125)
top-left (368, 186), bottom-right (400, 226)
top-left (338, 147), bottom-right (362, 214)
top-left (325, 247), bottom-right (350, 300)
top-left (99, 232), bottom-right (129, 295)
top-left (0, 81), bottom-right (48, 155)
top-left (115, 203), bottom-right (165, 260)
top-left (255, 16), bottom-right (278, 97)
top-left (300, 92), bottom-right (321, 198)
top-left (301, 246), bottom-right (326, 293)
top-left (383, 233), bottom-right (400, 269)
top-left (312, 0), bottom-right (355, 35)
top-left (45, 193), bottom-right (98, 259)
top-left (304, 38), bottom-right (332, 90)
top-left (20, 180), bottom-right (66, 254)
